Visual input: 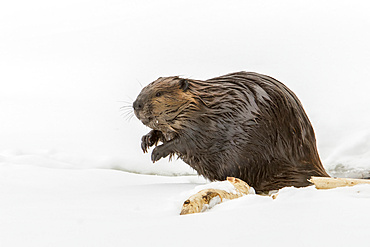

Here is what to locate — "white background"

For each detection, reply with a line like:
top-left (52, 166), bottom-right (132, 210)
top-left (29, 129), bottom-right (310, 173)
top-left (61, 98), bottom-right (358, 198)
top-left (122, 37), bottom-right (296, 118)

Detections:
top-left (1, 0), bottom-right (370, 174)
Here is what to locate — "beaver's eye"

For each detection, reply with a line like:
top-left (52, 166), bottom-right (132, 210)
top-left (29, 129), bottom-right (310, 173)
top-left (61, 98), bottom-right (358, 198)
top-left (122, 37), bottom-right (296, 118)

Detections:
top-left (155, 92), bottom-right (162, 97)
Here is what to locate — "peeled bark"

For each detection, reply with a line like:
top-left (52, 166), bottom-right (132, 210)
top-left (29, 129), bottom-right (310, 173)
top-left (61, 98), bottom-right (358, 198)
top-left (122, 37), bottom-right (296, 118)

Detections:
top-left (180, 177), bottom-right (251, 215)
top-left (309, 176), bottom-right (370, 189)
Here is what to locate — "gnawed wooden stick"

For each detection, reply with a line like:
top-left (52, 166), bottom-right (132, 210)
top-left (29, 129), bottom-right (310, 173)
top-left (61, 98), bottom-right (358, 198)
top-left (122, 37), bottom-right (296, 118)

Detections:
top-left (180, 177), bottom-right (251, 215)
top-left (309, 176), bottom-right (370, 189)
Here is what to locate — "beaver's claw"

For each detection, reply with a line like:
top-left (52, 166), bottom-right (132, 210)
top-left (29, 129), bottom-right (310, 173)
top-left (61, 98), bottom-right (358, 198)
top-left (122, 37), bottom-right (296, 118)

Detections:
top-left (141, 134), bottom-right (154, 153)
top-left (141, 130), bottom-right (163, 153)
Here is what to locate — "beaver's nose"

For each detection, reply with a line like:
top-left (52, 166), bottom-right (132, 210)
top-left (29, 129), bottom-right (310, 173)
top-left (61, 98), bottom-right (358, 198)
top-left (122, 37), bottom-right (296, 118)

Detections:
top-left (133, 99), bottom-right (143, 111)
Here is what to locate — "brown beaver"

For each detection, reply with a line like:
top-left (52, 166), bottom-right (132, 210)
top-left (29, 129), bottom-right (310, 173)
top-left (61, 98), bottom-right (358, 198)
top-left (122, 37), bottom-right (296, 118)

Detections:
top-left (133, 72), bottom-right (329, 192)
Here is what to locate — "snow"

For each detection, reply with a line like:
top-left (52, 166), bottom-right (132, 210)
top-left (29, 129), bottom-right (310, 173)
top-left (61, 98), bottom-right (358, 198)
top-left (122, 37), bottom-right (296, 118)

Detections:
top-left (1, 0), bottom-right (370, 246)
top-left (2, 164), bottom-right (370, 246)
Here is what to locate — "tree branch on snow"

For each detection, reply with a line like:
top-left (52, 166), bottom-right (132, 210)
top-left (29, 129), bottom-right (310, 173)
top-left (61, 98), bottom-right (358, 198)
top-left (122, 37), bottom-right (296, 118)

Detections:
top-left (309, 176), bottom-right (370, 189)
top-left (180, 177), bottom-right (253, 215)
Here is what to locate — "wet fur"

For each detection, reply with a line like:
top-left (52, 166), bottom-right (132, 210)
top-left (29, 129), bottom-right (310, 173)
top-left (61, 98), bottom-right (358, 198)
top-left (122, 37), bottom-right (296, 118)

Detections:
top-left (133, 72), bottom-right (329, 192)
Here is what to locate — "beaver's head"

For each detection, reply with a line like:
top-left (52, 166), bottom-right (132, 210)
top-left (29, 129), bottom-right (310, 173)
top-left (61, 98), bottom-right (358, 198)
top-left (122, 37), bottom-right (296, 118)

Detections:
top-left (133, 76), bottom-right (198, 136)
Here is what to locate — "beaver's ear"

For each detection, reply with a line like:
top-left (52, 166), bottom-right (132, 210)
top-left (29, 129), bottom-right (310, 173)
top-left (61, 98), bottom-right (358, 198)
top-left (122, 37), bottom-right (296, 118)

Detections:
top-left (179, 79), bottom-right (189, 92)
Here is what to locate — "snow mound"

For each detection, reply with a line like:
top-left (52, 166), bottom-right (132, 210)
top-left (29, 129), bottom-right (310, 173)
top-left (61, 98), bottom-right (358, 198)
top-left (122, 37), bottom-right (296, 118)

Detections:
top-left (324, 128), bottom-right (370, 178)
top-left (0, 149), bottom-right (196, 176)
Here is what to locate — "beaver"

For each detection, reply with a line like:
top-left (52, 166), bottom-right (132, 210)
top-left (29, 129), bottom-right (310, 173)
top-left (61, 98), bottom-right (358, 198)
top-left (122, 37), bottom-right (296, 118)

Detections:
top-left (133, 71), bottom-right (329, 192)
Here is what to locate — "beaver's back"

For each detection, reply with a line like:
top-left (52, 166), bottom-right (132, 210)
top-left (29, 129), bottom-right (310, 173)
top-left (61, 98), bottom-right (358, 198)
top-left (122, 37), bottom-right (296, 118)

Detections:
top-left (179, 72), bottom-right (329, 192)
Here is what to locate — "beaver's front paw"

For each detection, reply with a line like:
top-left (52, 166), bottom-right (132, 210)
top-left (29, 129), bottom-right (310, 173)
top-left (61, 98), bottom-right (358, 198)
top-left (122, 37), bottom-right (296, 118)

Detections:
top-left (151, 145), bottom-right (171, 163)
top-left (141, 130), bottom-right (162, 153)
top-left (141, 134), bottom-right (153, 153)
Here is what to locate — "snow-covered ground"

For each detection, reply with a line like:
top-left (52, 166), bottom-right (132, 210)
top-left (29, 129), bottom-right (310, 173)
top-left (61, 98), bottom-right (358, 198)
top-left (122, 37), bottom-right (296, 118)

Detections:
top-left (1, 0), bottom-right (370, 246)
top-left (2, 164), bottom-right (370, 247)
